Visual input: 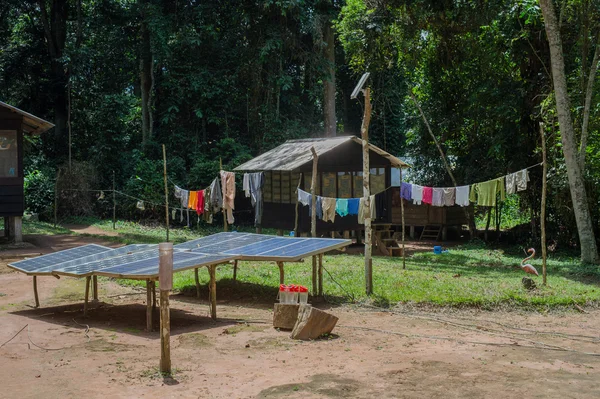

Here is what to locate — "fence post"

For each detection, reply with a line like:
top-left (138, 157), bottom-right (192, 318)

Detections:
top-left (159, 242), bottom-right (173, 375)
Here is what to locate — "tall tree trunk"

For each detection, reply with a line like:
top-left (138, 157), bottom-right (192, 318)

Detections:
top-left (539, 0), bottom-right (599, 264)
top-left (38, 0), bottom-right (68, 157)
top-left (580, 38), bottom-right (599, 170)
top-left (140, 6), bottom-right (152, 146)
top-left (323, 22), bottom-right (336, 137)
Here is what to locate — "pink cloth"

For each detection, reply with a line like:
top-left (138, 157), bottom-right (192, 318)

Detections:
top-left (422, 187), bottom-right (433, 205)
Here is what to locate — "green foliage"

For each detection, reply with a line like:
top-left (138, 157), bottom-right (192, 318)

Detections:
top-left (23, 169), bottom-right (55, 217)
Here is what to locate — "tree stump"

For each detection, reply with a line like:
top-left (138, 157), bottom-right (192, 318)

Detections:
top-left (291, 304), bottom-right (338, 340)
top-left (273, 303), bottom-right (300, 330)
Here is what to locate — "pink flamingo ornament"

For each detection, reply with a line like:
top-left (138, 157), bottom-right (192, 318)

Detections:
top-left (521, 248), bottom-right (539, 276)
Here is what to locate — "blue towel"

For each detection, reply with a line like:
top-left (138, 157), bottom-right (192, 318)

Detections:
top-left (347, 198), bottom-right (360, 215)
top-left (335, 198), bottom-right (349, 217)
top-left (309, 196), bottom-right (323, 219)
top-left (400, 182), bottom-right (412, 200)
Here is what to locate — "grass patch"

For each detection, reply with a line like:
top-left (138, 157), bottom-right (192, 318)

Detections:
top-left (22, 220), bottom-right (71, 235)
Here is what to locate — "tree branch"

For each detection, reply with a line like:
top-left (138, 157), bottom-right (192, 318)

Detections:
top-left (579, 35), bottom-right (600, 171)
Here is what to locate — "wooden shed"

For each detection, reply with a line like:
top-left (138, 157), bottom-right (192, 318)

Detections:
top-left (1, 101), bottom-right (54, 242)
top-left (234, 136), bottom-right (410, 235)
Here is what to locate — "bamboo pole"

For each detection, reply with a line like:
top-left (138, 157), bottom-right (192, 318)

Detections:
top-left (195, 268), bottom-right (201, 297)
top-left (158, 243), bottom-right (173, 374)
top-left (400, 169), bottom-right (406, 269)
top-left (33, 276), bottom-right (40, 308)
top-left (310, 148), bottom-right (318, 295)
top-left (209, 265), bottom-right (217, 320)
top-left (361, 88), bottom-right (373, 295)
top-left (112, 171), bottom-right (116, 229)
top-left (84, 276), bottom-right (90, 317)
top-left (293, 173), bottom-right (303, 236)
top-left (540, 122), bottom-right (548, 285)
top-left (152, 280), bottom-right (156, 310)
top-left (162, 144), bottom-right (170, 242)
top-left (146, 279), bottom-right (153, 331)
top-left (277, 261), bottom-right (285, 285)
top-left (232, 260), bottom-right (238, 283)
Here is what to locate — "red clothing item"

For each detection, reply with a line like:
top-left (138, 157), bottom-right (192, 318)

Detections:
top-left (196, 190), bottom-right (205, 215)
top-left (422, 186), bottom-right (433, 204)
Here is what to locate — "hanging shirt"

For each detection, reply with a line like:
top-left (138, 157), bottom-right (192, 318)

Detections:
top-left (347, 198), bottom-right (360, 215)
top-left (243, 173), bottom-right (251, 197)
top-left (248, 172), bottom-right (264, 226)
top-left (400, 183), bottom-right (412, 201)
top-left (432, 188), bottom-right (444, 207)
top-left (188, 190), bottom-right (198, 210)
top-left (336, 199), bottom-right (349, 217)
top-left (203, 185), bottom-right (213, 224)
top-left (455, 185), bottom-right (470, 207)
top-left (309, 196), bottom-right (323, 220)
top-left (422, 187), bottom-right (433, 205)
top-left (505, 169), bottom-right (530, 194)
top-left (412, 184), bottom-right (424, 205)
top-left (209, 177), bottom-right (222, 212)
top-left (322, 197), bottom-right (337, 223)
top-left (297, 188), bottom-right (311, 206)
top-left (442, 187), bottom-right (456, 206)
top-left (469, 177), bottom-right (506, 207)
top-left (220, 171), bottom-right (236, 224)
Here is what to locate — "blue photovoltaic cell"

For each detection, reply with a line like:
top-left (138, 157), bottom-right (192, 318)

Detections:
top-left (8, 244), bottom-right (111, 274)
top-left (254, 239), bottom-right (348, 258)
top-left (220, 237), bottom-right (302, 256)
top-left (190, 233), bottom-right (276, 255)
top-left (174, 232), bottom-right (244, 250)
top-left (53, 247), bottom-right (161, 276)
top-left (97, 252), bottom-right (234, 278)
top-left (33, 244), bottom-right (155, 274)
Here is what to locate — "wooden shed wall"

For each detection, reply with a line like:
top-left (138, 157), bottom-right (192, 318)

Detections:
top-left (0, 109), bottom-right (24, 217)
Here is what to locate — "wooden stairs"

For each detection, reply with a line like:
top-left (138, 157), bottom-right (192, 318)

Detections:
top-left (420, 224), bottom-right (442, 240)
top-left (373, 224), bottom-right (403, 257)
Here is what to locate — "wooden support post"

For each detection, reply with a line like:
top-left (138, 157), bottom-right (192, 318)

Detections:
top-left (232, 260), bottom-right (238, 283)
top-left (540, 122), bottom-right (548, 285)
top-left (310, 147), bottom-right (318, 239)
top-left (311, 255), bottom-right (317, 295)
top-left (208, 265), bottom-right (217, 320)
top-left (112, 171), bottom-right (116, 229)
top-left (162, 144), bottom-right (170, 242)
top-left (293, 173), bottom-right (302, 236)
top-left (194, 268), bottom-right (201, 297)
top-left (33, 276), bottom-right (40, 308)
top-left (220, 158), bottom-right (228, 232)
top-left (277, 261), bottom-right (285, 285)
top-left (318, 254), bottom-right (323, 296)
top-left (158, 243), bottom-right (173, 374)
top-left (146, 279), bottom-right (153, 331)
top-left (400, 169), bottom-right (406, 269)
top-left (92, 276), bottom-right (98, 302)
top-left (152, 280), bottom-right (156, 310)
top-left (84, 276), bottom-right (91, 317)
top-left (361, 87), bottom-right (373, 295)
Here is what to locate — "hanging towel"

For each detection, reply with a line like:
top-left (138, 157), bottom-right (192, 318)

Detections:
top-left (309, 196), bottom-right (323, 220)
top-left (432, 188), bottom-right (444, 207)
top-left (469, 177), bottom-right (506, 207)
top-left (196, 190), bottom-right (205, 215)
top-left (412, 184), bottom-right (424, 205)
top-left (370, 194), bottom-right (377, 220)
top-left (220, 171), bottom-right (236, 224)
top-left (322, 197), bottom-right (337, 223)
top-left (442, 187), bottom-right (456, 206)
top-left (336, 199), bottom-right (349, 217)
top-left (188, 190), bottom-right (198, 210)
top-left (347, 198), bottom-right (360, 215)
top-left (358, 197), bottom-right (365, 224)
top-left (248, 172), bottom-right (264, 226)
top-left (243, 173), bottom-right (251, 197)
top-left (203, 185), bottom-right (213, 224)
top-left (422, 187), bottom-right (433, 205)
top-left (455, 185), bottom-right (470, 207)
top-left (297, 188), bottom-right (311, 206)
top-left (505, 169), bottom-right (530, 194)
top-left (400, 183), bottom-right (412, 201)
top-left (209, 178), bottom-right (222, 212)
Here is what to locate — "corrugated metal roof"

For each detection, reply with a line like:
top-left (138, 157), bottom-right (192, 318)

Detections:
top-left (234, 136), bottom-right (410, 171)
top-left (0, 101), bottom-right (54, 135)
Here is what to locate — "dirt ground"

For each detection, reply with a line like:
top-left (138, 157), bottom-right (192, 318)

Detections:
top-left (1, 235), bottom-right (600, 398)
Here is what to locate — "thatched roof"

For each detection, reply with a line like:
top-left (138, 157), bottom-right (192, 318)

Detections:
top-left (0, 101), bottom-right (54, 135)
top-left (234, 136), bottom-right (410, 171)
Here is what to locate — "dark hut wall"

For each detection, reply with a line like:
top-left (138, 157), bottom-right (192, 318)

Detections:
top-left (0, 108), bottom-right (24, 217)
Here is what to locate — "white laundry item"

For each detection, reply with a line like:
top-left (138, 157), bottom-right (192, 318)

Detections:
top-left (455, 185), bottom-right (470, 207)
top-left (432, 188), bottom-right (444, 207)
top-left (297, 189), bottom-right (311, 206)
top-left (412, 184), bottom-right (424, 205)
top-left (506, 169), bottom-right (530, 194)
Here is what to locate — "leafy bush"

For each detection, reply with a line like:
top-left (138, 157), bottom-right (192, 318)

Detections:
top-left (24, 169), bottom-right (55, 218)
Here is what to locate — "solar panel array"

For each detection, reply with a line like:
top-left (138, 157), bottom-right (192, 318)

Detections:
top-left (8, 232), bottom-right (351, 280)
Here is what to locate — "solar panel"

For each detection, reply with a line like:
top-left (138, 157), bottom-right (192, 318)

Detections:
top-left (218, 237), bottom-right (303, 256)
top-left (227, 237), bottom-right (350, 260)
top-left (174, 232), bottom-right (244, 250)
top-left (53, 247), bottom-right (162, 277)
top-left (189, 233), bottom-right (276, 255)
top-left (96, 252), bottom-right (235, 279)
top-left (8, 244), bottom-right (111, 275)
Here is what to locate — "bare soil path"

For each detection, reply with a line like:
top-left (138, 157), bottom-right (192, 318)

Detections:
top-left (1, 252), bottom-right (600, 399)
